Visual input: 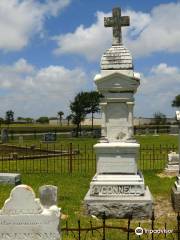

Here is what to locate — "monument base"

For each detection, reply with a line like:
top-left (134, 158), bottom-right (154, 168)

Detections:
top-left (84, 186), bottom-right (153, 219)
top-left (165, 164), bottom-right (179, 172)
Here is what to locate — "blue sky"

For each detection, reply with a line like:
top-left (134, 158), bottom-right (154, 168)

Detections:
top-left (0, 0), bottom-right (179, 118)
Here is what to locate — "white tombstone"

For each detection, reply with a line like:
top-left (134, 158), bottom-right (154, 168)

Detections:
top-left (165, 151), bottom-right (179, 172)
top-left (84, 7), bottom-right (153, 219)
top-left (0, 184), bottom-right (61, 240)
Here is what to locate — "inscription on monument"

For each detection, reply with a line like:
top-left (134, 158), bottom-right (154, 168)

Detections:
top-left (90, 185), bottom-right (143, 196)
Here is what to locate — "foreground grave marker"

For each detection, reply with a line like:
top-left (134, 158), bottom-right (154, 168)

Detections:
top-left (0, 184), bottom-right (61, 240)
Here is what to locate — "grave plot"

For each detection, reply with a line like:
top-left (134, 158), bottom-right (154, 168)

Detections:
top-left (0, 144), bottom-right (79, 160)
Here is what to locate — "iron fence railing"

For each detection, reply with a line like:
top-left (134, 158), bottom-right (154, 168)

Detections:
top-left (0, 143), bottom-right (178, 174)
top-left (61, 211), bottom-right (180, 240)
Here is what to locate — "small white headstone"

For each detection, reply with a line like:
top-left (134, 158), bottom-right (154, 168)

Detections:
top-left (0, 184), bottom-right (61, 240)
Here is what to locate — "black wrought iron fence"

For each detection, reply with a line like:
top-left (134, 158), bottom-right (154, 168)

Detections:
top-left (61, 211), bottom-right (180, 240)
top-left (0, 143), bottom-right (178, 174)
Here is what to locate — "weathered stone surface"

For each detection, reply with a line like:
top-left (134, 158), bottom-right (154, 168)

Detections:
top-left (0, 184), bottom-right (61, 240)
top-left (89, 173), bottom-right (145, 197)
top-left (0, 173), bottom-right (21, 185)
top-left (166, 152), bottom-right (179, 172)
top-left (39, 185), bottom-right (58, 208)
top-left (171, 186), bottom-right (180, 212)
top-left (94, 142), bottom-right (139, 174)
top-left (85, 187), bottom-right (153, 219)
top-left (101, 45), bottom-right (133, 70)
top-left (104, 8), bottom-right (129, 45)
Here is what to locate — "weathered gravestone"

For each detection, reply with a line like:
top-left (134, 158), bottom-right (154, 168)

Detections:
top-left (165, 152), bottom-right (179, 172)
top-left (43, 132), bottom-right (56, 143)
top-left (0, 184), bottom-right (61, 240)
top-left (1, 128), bottom-right (9, 143)
top-left (39, 185), bottom-right (57, 208)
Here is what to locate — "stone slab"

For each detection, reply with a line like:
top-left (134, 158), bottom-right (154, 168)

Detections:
top-left (39, 185), bottom-right (58, 208)
top-left (0, 184), bottom-right (61, 240)
top-left (89, 173), bottom-right (145, 197)
top-left (0, 173), bottom-right (21, 185)
top-left (171, 186), bottom-right (180, 212)
top-left (165, 164), bottom-right (179, 172)
top-left (94, 142), bottom-right (139, 174)
top-left (84, 186), bottom-right (153, 219)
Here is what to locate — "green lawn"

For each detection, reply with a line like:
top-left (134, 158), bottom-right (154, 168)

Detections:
top-left (0, 135), bottom-right (179, 239)
top-left (0, 171), bottom-right (177, 239)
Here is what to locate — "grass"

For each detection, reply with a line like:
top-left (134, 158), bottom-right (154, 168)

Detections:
top-left (0, 171), bottom-right (177, 239)
top-left (0, 134), bottom-right (179, 239)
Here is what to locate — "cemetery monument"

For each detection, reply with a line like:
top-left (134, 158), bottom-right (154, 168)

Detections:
top-left (84, 7), bottom-right (153, 218)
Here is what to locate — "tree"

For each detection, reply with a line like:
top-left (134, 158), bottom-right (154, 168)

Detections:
top-left (84, 91), bottom-right (102, 131)
top-left (66, 114), bottom-right (73, 126)
top-left (172, 95), bottom-right (180, 107)
top-left (57, 111), bottom-right (64, 126)
top-left (70, 91), bottom-right (102, 136)
top-left (153, 112), bottom-right (167, 125)
top-left (5, 110), bottom-right (14, 125)
top-left (36, 117), bottom-right (49, 124)
top-left (70, 92), bottom-right (87, 137)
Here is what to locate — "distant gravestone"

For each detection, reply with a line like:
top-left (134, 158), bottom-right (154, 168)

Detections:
top-left (43, 132), bottom-right (56, 143)
top-left (18, 135), bottom-right (24, 145)
top-left (1, 128), bottom-right (8, 143)
top-left (166, 152), bottom-right (179, 172)
top-left (0, 173), bottom-right (21, 185)
top-left (0, 184), bottom-right (61, 240)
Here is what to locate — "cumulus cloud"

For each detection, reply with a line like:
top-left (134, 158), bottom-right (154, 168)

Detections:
top-left (135, 63), bottom-right (180, 117)
top-left (53, 2), bottom-right (180, 60)
top-left (53, 11), bottom-right (111, 61)
top-left (0, 0), bottom-right (70, 51)
top-left (0, 59), bottom-right (87, 118)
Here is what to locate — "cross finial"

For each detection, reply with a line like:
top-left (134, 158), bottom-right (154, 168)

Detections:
top-left (104, 7), bottom-right (130, 45)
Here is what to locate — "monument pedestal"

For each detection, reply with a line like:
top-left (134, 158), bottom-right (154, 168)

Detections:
top-left (85, 186), bottom-right (152, 219)
top-left (84, 142), bottom-right (153, 219)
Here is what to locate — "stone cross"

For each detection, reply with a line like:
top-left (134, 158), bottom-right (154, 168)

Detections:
top-left (104, 7), bottom-right (130, 45)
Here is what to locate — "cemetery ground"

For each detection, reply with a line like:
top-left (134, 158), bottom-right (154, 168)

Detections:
top-left (0, 134), bottom-right (179, 239)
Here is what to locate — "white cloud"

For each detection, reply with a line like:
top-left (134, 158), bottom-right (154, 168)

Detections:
top-left (53, 11), bottom-right (111, 61)
top-left (135, 63), bottom-right (180, 117)
top-left (53, 2), bottom-right (180, 60)
top-left (127, 2), bottom-right (180, 57)
top-left (0, 59), bottom-right (87, 118)
top-left (0, 0), bottom-right (70, 51)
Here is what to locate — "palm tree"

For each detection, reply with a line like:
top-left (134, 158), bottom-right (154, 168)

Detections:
top-left (57, 111), bottom-right (64, 126)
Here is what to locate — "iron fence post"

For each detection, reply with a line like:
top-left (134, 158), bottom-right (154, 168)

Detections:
top-left (151, 210), bottom-right (155, 240)
top-left (177, 212), bottom-right (180, 240)
top-left (102, 212), bottom-right (106, 240)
